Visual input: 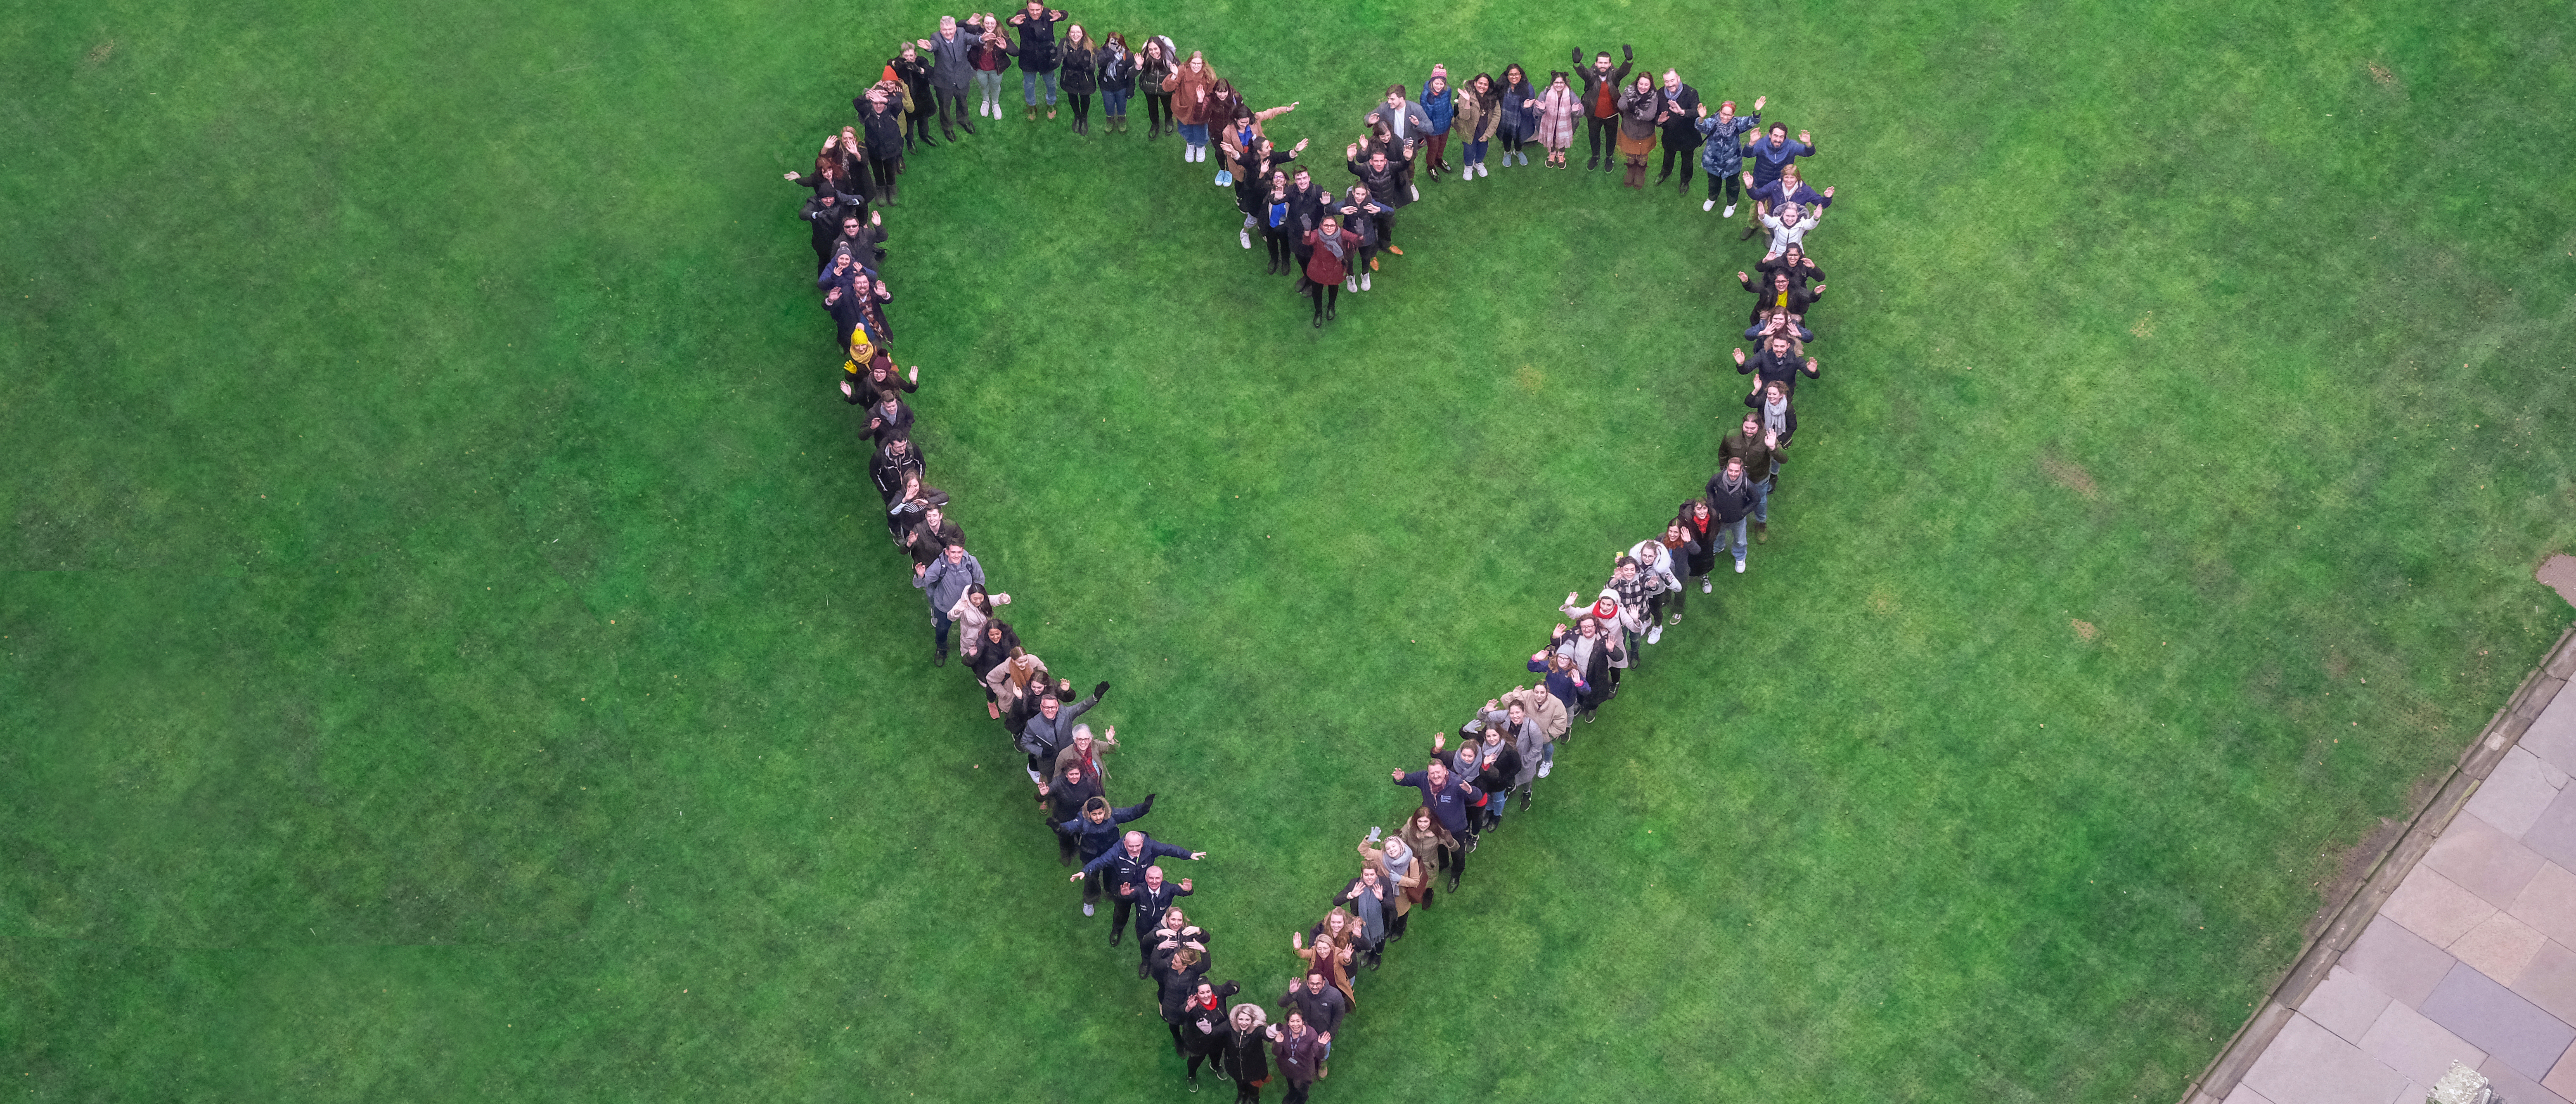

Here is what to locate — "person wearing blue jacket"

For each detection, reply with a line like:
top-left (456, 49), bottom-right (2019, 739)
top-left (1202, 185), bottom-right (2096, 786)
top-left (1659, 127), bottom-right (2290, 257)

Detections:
top-left (1419, 67), bottom-right (1457, 180)
top-left (1738, 121), bottom-right (1815, 239)
top-left (1075, 829), bottom-right (1208, 945)
top-left (1693, 95), bottom-right (1764, 216)
top-left (1060, 794), bottom-right (1156, 917)
top-left (1388, 754), bottom-right (1484, 891)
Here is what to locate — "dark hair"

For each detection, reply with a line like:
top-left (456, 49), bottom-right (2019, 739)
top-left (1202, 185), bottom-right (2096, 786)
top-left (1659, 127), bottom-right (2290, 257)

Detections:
top-left (1386, 83), bottom-right (1405, 96)
top-left (1503, 63), bottom-right (1526, 87)
top-left (1770, 122), bottom-right (1788, 133)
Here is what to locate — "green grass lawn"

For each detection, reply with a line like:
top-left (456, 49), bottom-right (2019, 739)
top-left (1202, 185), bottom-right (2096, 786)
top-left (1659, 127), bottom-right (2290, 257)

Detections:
top-left (5, 0), bottom-right (2574, 1099)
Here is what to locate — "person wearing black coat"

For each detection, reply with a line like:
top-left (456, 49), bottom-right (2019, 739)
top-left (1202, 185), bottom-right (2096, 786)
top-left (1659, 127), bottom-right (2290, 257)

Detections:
top-left (868, 435), bottom-right (924, 502)
top-left (1219, 1004), bottom-right (1271, 1102)
top-left (1150, 944), bottom-right (1212, 1047)
top-left (863, 391), bottom-right (914, 447)
top-left (1704, 455), bottom-right (1759, 573)
top-left (1570, 43), bottom-right (1634, 171)
top-left (1131, 867), bottom-right (1195, 975)
top-left (1003, 2), bottom-right (1066, 120)
top-left (1061, 794), bottom-right (1155, 917)
top-left (1652, 70), bottom-right (1703, 192)
top-left (1757, 245), bottom-right (1823, 289)
top-left (1054, 26), bottom-right (1099, 134)
top-left (888, 47), bottom-right (938, 150)
top-left (799, 189), bottom-right (866, 272)
top-left (1738, 268), bottom-right (1820, 324)
top-left (1283, 169), bottom-right (1328, 286)
top-left (1733, 335), bottom-right (1820, 396)
top-left (1176, 980), bottom-right (1243, 1092)
top-left (853, 90), bottom-right (908, 203)
top-left (1095, 34), bottom-right (1137, 132)
top-left (1038, 763), bottom-right (1102, 864)
top-left (900, 502), bottom-right (963, 569)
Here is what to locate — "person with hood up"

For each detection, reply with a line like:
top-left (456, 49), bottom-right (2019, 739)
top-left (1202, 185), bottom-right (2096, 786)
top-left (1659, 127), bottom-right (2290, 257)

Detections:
top-left (1059, 793), bottom-right (1154, 916)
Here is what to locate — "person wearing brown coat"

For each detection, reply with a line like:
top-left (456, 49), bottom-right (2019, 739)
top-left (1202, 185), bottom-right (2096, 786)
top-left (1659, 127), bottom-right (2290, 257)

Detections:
top-left (1163, 51), bottom-right (1220, 161)
top-left (1267, 1012), bottom-right (1328, 1104)
top-left (1301, 219), bottom-right (1359, 327)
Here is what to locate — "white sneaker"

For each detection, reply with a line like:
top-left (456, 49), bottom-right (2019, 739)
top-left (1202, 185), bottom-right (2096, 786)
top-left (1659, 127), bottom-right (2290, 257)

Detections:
top-left (1537, 760), bottom-right (1552, 778)
top-left (1344, 276), bottom-right (1356, 293)
top-left (1027, 766), bottom-right (1042, 784)
top-left (1702, 578), bottom-right (1712, 593)
top-left (1410, 185), bottom-right (1420, 202)
top-left (1360, 272), bottom-right (1371, 291)
top-left (1669, 614), bottom-right (1681, 625)
top-left (1703, 199), bottom-right (1716, 212)
top-left (1480, 163), bottom-right (1491, 178)
top-left (1083, 903), bottom-right (1095, 917)
top-left (1459, 168), bottom-right (1471, 183)
top-left (1722, 204), bottom-right (1737, 218)
top-left (1647, 624), bottom-right (1663, 645)
top-left (1735, 559), bottom-right (1747, 573)
top-left (1239, 229), bottom-right (1252, 249)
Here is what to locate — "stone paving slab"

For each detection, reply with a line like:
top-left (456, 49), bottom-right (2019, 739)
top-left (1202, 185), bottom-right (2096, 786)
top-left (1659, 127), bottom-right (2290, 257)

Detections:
top-left (2379, 867), bottom-right (2498, 947)
top-left (2531, 687), bottom-right (2576, 776)
top-left (2299, 964), bottom-right (2393, 1044)
top-left (2517, 863), bottom-right (2576, 947)
top-left (2469, 746), bottom-right (2571, 837)
top-left (2345, 914), bottom-right (2462, 1009)
top-left (2241, 1014), bottom-right (2409, 1104)
top-left (2480, 1050), bottom-right (2575, 1104)
top-left (2517, 939), bottom-right (2576, 1024)
top-left (2422, 810), bottom-right (2550, 907)
top-left (2548, 1041), bottom-right (2576, 1098)
top-left (2525, 787), bottom-right (2576, 870)
top-left (2450, 910), bottom-right (2550, 981)
top-left (2358, 998), bottom-right (2486, 1086)
top-left (2420, 960), bottom-right (2576, 1080)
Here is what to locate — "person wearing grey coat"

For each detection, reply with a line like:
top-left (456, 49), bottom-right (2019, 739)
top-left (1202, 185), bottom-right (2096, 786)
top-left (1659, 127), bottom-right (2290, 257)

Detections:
top-left (919, 17), bottom-right (980, 138)
top-left (1018, 682), bottom-right (1110, 763)
top-left (910, 543), bottom-right (984, 663)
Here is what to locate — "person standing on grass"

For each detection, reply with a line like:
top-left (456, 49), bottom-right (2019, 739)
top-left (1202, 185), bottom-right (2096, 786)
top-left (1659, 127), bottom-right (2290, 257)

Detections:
top-left (796, 175), bottom-right (865, 272)
top-left (1738, 122), bottom-right (1816, 239)
top-left (1019, 681), bottom-right (1109, 772)
top-left (1258, 173), bottom-right (1298, 276)
top-left (919, 17), bottom-right (978, 139)
top-left (1292, 911), bottom-right (1361, 1008)
top-left (1734, 332), bottom-right (1821, 395)
top-left (1627, 537), bottom-right (1684, 641)
top-left (854, 89), bottom-right (907, 205)
top-left (1224, 135), bottom-right (1307, 252)
top-left (1651, 69), bottom-right (1702, 193)
top-left (966, 620), bottom-right (1020, 719)
top-left (1397, 804), bottom-right (1458, 903)
top-left (909, 541), bottom-right (984, 666)
top-left (1178, 978), bottom-right (1242, 1091)
top-left (1143, 905), bottom-right (1211, 978)
top-left (1361, 84), bottom-right (1433, 199)
top-left (1453, 727), bottom-right (1521, 832)
top-left (1267, 1010), bottom-right (1328, 1104)
top-left (1391, 756), bottom-right (1482, 889)
top-left (1342, 147), bottom-right (1409, 261)
top-left (1747, 163), bottom-right (1835, 230)
top-left (1150, 944), bottom-right (1211, 1052)
top-left (1565, 561), bottom-right (1651, 668)
top-left (946, 583), bottom-right (1006, 661)
top-left (1613, 72), bottom-right (1661, 190)
top-left (1330, 863), bottom-right (1390, 969)
top-left (1095, 32), bottom-right (1136, 133)
top-left (1496, 684), bottom-right (1567, 784)
top-left (1222, 1004), bottom-right (1272, 1102)
top-left (886, 474), bottom-right (947, 545)
top-left (1055, 24), bottom-right (1099, 135)
top-left (1061, 793), bottom-right (1154, 916)
top-left (1301, 216), bottom-right (1359, 328)
top-left (1137, 36), bottom-right (1177, 139)
top-left (1334, 185), bottom-right (1392, 294)
top-left (968, 14), bottom-right (1012, 121)
top-left (1278, 974), bottom-right (1348, 1069)
top-left (1454, 72), bottom-right (1499, 180)
top-left (1419, 69), bottom-right (1457, 181)
top-left (1757, 200), bottom-right (1821, 256)
top-left (1736, 270), bottom-right (1822, 329)
top-left (1285, 168), bottom-right (1328, 287)
top-left (1003, 1), bottom-right (1066, 121)
top-left (1745, 380), bottom-right (1798, 490)
top-left (1037, 762), bottom-right (1101, 865)
top-left (1551, 616), bottom-right (1621, 720)
top-left (887, 43), bottom-right (938, 152)
top-left (1570, 43), bottom-right (1633, 172)
top-left (1693, 97), bottom-right (1762, 213)
top-left (1495, 64), bottom-right (1539, 168)
top-left (1721, 411), bottom-right (1784, 543)
top-left (1705, 455), bottom-right (1758, 573)
top-left (1535, 71), bottom-right (1581, 168)
top-left (1051, 722), bottom-right (1117, 784)
top-left (1679, 500), bottom-right (1720, 595)
top-left (1653, 522), bottom-right (1702, 624)
top-left (1165, 51), bottom-right (1220, 164)
top-left (1358, 830), bottom-right (1427, 941)
top-left (1132, 864), bottom-right (1195, 975)
top-left (899, 500), bottom-right (959, 568)
top-left (869, 431), bottom-right (924, 506)
top-left (1074, 829), bottom-right (1208, 946)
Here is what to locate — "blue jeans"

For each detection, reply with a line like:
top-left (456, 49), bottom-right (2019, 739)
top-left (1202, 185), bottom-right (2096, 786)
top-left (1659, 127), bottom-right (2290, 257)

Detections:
top-left (1102, 87), bottom-right (1131, 116)
top-left (1751, 476), bottom-right (1773, 524)
top-left (1717, 517), bottom-right (1748, 562)
top-left (1463, 138), bottom-right (1489, 166)
top-left (1023, 68), bottom-right (1058, 106)
top-left (933, 609), bottom-right (953, 652)
top-left (1177, 122), bottom-right (1209, 146)
top-left (972, 70), bottom-right (1002, 105)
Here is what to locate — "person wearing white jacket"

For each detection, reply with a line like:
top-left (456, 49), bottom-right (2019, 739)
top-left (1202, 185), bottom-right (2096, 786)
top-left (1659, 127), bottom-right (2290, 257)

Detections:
top-left (1626, 539), bottom-right (1683, 644)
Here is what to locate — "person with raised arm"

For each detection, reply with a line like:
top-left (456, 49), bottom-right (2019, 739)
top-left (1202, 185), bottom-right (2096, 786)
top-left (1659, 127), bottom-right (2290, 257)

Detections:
top-left (1074, 828), bottom-right (1208, 945)
top-left (1569, 43), bottom-right (1633, 172)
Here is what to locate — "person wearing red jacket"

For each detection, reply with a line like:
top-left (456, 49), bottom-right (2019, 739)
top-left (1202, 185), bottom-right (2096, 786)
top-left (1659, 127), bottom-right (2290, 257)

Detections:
top-left (1301, 218), bottom-right (1359, 327)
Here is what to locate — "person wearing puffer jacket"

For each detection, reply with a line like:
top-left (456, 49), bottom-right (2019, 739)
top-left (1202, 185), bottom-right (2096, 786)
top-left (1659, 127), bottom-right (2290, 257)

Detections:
top-left (1693, 96), bottom-right (1764, 216)
top-left (1418, 67), bottom-right (1456, 179)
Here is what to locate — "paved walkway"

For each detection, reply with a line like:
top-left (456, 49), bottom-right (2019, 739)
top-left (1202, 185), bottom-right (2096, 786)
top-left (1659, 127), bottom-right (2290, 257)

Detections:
top-left (2197, 626), bottom-right (2576, 1104)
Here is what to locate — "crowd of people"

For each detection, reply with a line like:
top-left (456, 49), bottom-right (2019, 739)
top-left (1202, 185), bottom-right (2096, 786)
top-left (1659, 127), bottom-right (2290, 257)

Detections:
top-left (790, 13), bottom-right (1838, 1099)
